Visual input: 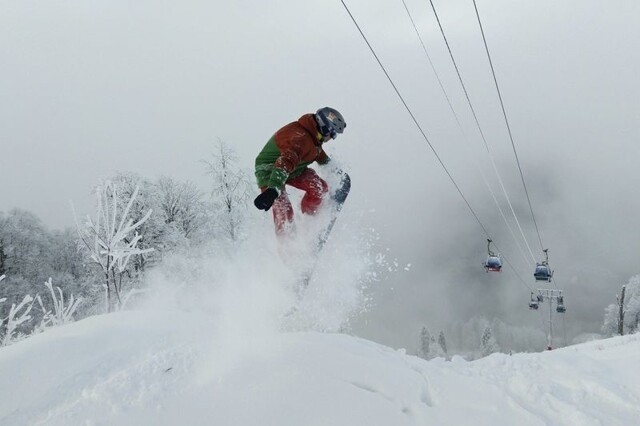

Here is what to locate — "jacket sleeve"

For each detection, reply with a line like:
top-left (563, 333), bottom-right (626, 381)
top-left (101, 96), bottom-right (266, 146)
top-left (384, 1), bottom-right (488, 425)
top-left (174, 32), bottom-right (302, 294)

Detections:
top-left (268, 139), bottom-right (306, 189)
top-left (316, 148), bottom-right (330, 165)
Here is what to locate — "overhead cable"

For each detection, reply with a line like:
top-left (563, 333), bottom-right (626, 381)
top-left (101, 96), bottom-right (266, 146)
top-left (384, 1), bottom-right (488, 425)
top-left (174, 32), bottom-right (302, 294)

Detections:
top-left (471, 0), bottom-right (545, 252)
top-left (400, 0), bottom-right (534, 269)
top-left (427, 0), bottom-right (538, 265)
top-left (339, 0), bottom-right (533, 291)
top-left (339, 0), bottom-right (489, 238)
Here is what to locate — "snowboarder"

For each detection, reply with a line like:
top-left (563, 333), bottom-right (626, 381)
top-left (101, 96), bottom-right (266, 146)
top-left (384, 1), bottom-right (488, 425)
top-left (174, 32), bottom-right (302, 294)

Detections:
top-left (253, 107), bottom-right (346, 237)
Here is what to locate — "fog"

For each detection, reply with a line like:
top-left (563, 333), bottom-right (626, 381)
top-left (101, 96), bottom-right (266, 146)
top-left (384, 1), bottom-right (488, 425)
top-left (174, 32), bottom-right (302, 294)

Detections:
top-left (1, 0), bottom-right (639, 350)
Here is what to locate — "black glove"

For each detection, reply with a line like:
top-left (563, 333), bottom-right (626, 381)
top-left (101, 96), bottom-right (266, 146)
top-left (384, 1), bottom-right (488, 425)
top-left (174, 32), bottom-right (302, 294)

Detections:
top-left (254, 188), bottom-right (279, 211)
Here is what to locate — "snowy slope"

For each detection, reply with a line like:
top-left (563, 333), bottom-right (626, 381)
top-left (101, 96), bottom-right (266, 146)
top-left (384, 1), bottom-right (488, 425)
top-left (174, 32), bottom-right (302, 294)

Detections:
top-left (0, 309), bottom-right (639, 426)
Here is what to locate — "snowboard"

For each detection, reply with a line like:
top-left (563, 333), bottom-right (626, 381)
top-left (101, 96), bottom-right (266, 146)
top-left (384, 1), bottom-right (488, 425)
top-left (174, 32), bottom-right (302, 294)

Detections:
top-left (298, 172), bottom-right (351, 292)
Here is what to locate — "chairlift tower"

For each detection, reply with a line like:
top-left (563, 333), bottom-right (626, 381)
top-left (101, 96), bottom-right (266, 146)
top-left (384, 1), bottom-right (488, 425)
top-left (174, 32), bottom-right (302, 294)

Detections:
top-left (528, 288), bottom-right (566, 350)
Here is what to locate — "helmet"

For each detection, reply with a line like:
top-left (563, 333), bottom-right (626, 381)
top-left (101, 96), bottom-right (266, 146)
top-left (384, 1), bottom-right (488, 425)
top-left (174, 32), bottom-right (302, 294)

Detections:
top-left (315, 107), bottom-right (346, 140)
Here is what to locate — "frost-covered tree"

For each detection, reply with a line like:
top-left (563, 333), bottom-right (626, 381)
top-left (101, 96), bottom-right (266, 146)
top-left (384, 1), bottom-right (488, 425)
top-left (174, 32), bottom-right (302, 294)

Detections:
top-left (480, 326), bottom-right (500, 357)
top-left (430, 333), bottom-right (445, 359)
top-left (109, 173), bottom-right (163, 272)
top-left (626, 293), bottom-right (640, 334)
top-left (0, 292), bottom-right (34, 346)
top-left (50, 229), bottom-right (85, 281)
top-left (0, 275), bottom-right (82, 345)
top-left (155, 176), bottom-right (207, 244)
top-left (417, 326), bottom-right (432, 360)
top-left (35, 278), bottom-right (82, 327)
top-left (77, 181), bottom-right (153, 312)
top-left (203, 140), bottom-right (251, 241)
top-left (0, 209), bottom-right (54, 283)
top-left (602, 303), bottom-right (620, 337)
top-left (417, 326), bottom-right (446, 360)
top-left (0, 209), bottom-right (94, 322)
top-left (603, 276), bottom-right (640, 336)
top-left (0, 237), bottom-right (6, 276)
top-left (438, 331), bottom-right (448, 356)
top-left (108, 174), bottom-right (209, 262)
top-left (0, 210), bottom-right (58, 320)
top-left (622, 277), bottom-right (640, 334)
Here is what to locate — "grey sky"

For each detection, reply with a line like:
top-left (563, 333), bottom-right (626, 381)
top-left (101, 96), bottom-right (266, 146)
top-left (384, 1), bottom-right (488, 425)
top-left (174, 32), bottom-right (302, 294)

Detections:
top-left (1, 0), bottom-right (639, 350)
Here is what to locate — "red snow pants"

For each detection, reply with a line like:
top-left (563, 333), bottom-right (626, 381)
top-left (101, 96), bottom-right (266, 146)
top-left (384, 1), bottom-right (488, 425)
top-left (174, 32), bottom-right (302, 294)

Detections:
top-left (262, 168), bottom-right (328, 236)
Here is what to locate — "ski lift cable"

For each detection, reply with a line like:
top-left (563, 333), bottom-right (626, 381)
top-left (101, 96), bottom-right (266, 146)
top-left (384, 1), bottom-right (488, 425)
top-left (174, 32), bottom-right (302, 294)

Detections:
top-left (338, 0), bottom-right (492, 239)
top-left (340, 0), bottom-right (533, 290)
top-left (471, 0), bottom-right (545, 252)
top-left (482, 171), bottom-right (532, 268)
top-left (488, 242), bottom-right (533, 291)
top-left (427, 0), bottom-right (538, 266)
top-left (400, 0), bottom-right (534, 269)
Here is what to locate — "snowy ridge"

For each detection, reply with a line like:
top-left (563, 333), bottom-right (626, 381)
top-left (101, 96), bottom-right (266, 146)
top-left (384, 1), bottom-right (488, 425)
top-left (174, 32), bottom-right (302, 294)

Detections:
top-left (0, 309), bottom-right (638, 425)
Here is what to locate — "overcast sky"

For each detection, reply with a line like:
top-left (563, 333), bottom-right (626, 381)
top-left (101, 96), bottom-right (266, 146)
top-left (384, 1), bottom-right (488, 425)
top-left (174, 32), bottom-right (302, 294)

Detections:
top-left (1, 0), bottom-right (639, 350)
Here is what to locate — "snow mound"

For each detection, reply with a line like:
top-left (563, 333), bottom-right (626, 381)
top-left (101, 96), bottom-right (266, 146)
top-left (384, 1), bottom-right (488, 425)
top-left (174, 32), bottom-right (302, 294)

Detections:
top-left (0, 310), bottom-right (639, 425)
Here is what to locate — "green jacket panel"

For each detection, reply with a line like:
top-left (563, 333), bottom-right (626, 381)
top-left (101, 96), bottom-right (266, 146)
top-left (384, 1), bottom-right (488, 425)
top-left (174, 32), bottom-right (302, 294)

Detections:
top-left (254, 114), bottom-right (329, 189)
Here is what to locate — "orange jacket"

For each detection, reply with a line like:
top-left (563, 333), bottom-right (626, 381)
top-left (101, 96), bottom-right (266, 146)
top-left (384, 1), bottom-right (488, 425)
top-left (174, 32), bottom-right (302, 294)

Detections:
top-left (255, 114), bottom-right (329, 189)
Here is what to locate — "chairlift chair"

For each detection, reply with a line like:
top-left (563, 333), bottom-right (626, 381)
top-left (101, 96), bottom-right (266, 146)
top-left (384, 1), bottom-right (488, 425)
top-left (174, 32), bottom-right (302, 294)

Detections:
top-left (534, 263), bottom-right (553, 282)
top-left (556, 294), bottom-right (566, 313)
top-left (485, 255), bottom-right (503, 272)
top-left (483, 239), bottom-right (503, 272)
top-left (534, 249), bottom-right (553, 282)
top-left (528, 292), bottom-right (539, 310)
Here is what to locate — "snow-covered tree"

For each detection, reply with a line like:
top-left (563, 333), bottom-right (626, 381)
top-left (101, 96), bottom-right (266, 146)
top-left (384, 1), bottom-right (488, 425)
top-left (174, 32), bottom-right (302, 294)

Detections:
top-left (35, 278), bottom-right (82, 327)
top-left (50, 228), bottom-right (85, 281)
top-left (0, 293), bottom-right (34, 346)
top-left (430, 333), bottom-right (445, 359)
top-left (0, 275), bottom-right (5, 321)
top-left (108, 173), bottom-right (209, 263)
top-left (622, 277), bottom-right (640, 334)
top-left (155, 176), bottom-right (207, 244)
top-left (438, 331), bottom-right (448, 356)
top-left (480, 326), bottom-right (500, 357)
top-left (76, 181), bottom-right (153, 312)
top-left (626, 292), bottom-right (640, 334)
top-left (417, 326), bottom-right (446, 360)
top-left (0, 209), bottom-right (54, 283)
top-left (109, 173), bottom-right (163, 272)
top-left (603, 276), bottom-right (640, 336)
top-left (0, 237), bottom-right (6, 276)
top-left (417, 326), bottom-right (432, 360)
top-left (0, 210), bottom-right (60, 321)
top-left (0, 275), bottom-right (82, 345)
top-left (203, 140), bottom-right (251, 241)
top-left (602, 303), bottom-right (619, 337)
top-left (0, 209), bottom-right (94, 323)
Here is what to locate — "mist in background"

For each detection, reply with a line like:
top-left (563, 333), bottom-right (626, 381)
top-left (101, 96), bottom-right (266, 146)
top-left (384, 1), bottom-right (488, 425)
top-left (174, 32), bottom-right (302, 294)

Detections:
top-left (1, 0), bottom-right (639, 351)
